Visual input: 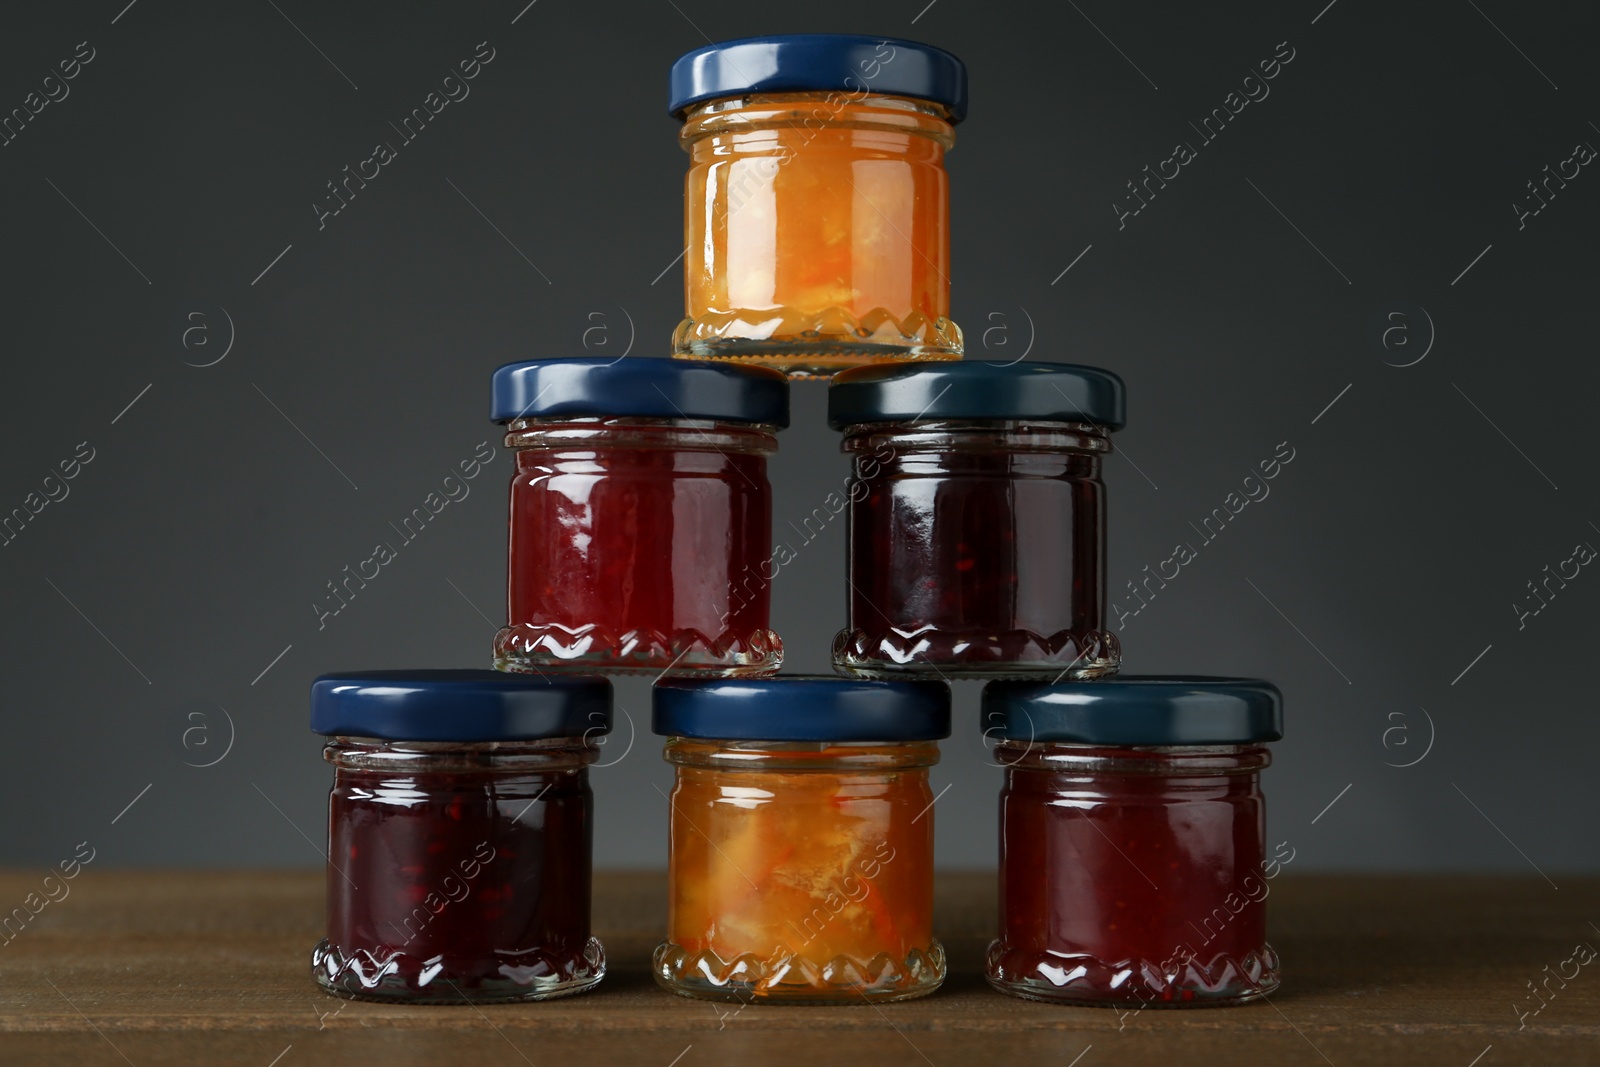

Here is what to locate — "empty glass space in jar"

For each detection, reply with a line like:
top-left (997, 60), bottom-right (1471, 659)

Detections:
top-left (829, 361), bottom-right (1126, 679)
top-left (491, 358), bottom-right (788, 677)
top-left (651, 676), bottom-right (950, 1003)
top-left (669, 34), bottom-right (968, 377)
top-left (309, 671), bottom-right (612, 1004)
top-left (981, 678), bottom-right (1284, 1008)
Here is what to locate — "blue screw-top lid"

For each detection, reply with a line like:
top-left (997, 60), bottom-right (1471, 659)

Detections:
top-left (491, 357), bottom-right (790, 428)
top-left (654, 675), bottom-right (950, 742)
top-left (310, 670), bottom-right (612, 742)
top-left (669, 34), bottom-right (968, 122)
top-left (828, 361), bottom-right (1126, 430)
top-left (981, 677), bottom-right (1282, 746)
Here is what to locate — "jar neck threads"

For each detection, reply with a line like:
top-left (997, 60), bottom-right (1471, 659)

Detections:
top-left (681, 92), bottom-right (955, 151)
top-left (841, 420), bottom-right (1112, 457)
top-left (323, 737), bottom-right (599, 773)
top-left (662, 737), bottom-right (941, 772)
top-left (993, 742), bottom-right (1272, 776)
top-left (504, 416), bottom-right (778, 455)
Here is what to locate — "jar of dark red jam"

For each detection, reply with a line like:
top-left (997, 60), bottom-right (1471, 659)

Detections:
top-left (652, 676), bottom-right (950, 1004)
top-left (981, 677), bottom-right (1284, 1008)
top-left (310, 670), bottom-right (610, 1003)
top-left (669, 34), bottom-right (967, 377)
top-left (491, 358), bottom-right (788, 676)
top-left (829, 362), bottom-right (1125, 679)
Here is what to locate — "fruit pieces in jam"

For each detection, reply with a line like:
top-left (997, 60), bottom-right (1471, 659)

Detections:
top-left (837, 423), bottom-right (1118, 678)
top-left (988, 744), bottom-right (1279, 1006)
top-left (676, 93), bottom-right (961, 376)
top-left (656, 741), bottom-right (943, 1002)
top-left (497, 419), bottom-right (781, 677)
top-left (315, 751), bottom-right (601, 1002)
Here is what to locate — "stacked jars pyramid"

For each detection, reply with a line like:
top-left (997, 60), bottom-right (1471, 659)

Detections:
top-left (308, 34), bottom-right (1284, 1010)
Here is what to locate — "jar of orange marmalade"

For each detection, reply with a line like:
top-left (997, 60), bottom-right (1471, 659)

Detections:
top-left (669, 34), bottom-right (967, 378)
top-left (652, 676), bottom-right (950, 1003)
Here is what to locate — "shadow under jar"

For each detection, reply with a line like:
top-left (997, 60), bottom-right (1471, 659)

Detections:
top-left (652, 676), bottom-right (950, 1004)
top-left (309, 670), bottom-right (610, 1004)
top-left (981, 677), bottom-right (1284, 1008)
top-left (829, 361), bottom-right (1126, 679)
top-left (669, 34), bottom-right (968, 378)
top-left (492, 358), bottom-right (789, 677)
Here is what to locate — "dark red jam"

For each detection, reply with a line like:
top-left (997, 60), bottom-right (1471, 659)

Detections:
top-left (314, 739), bottom-right (602, 1003)
top-left (834, 421), bottom-right (1118, 678)
top-left (987, 743), bottom-right (1280, 1007)
top-left (496, 418), bottom-right (781, 676)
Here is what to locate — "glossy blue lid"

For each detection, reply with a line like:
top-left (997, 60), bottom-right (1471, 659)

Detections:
top-left (981, 677), bottom-right (1282, 746)
top-left (491, 357), bottom-right (790, 427)
top-left (670, 34), bottom-right (967, 121)
top-left (654, 675), bottom-right (950, 742)
top-left (828, 361), bottom-right (1126, 430)
top-left (311, 670), bottom-right (611, 742)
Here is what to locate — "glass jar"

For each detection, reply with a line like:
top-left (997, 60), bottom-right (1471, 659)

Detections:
top-left (829, 362), bottom-right (1126, 678)
top-left (491, 358), bottom-right (789, 676)
top-left (668, 34), bottom-right (968, 378)
top-left (309, 670), bottom-right (611, 1003)
top-left (981, 678), bottom-right (1284, 1008)
top-left (652, 676), bottom-right (950, 1003)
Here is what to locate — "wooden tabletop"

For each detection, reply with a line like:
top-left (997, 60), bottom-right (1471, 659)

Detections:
top-left (0, 871), bottom-right (1593, 1066)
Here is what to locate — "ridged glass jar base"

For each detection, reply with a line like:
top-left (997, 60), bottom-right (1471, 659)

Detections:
top-left (672, 313), bottom-right (963, 380)
top-left (652, 940), bottom-right (945, 1004)
top-left (311, 936), bottom-right (606, 1004)
top-left (832, 627), bottom-right (1120, 680)
top-left (495, 623), bottom-right (783, 678)
top-left (984, 941), bottom-right (1281, 1007)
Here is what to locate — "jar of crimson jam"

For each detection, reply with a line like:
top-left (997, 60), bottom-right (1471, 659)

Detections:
top-left (981, 677), bottom-right (1284, 1008)
top-left (491, 358), bottom-right (789, 676)
top-left (669, 34), bottom-right (967, 378)
top-left (829, 361), bottom-right (1125, 679)
top-left (652, 676), bottom-right (950, 1004)
top-left (310, 670), bottom-right (610, 1003)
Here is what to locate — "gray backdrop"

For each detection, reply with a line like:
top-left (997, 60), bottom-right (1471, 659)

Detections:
top-left (2, 0), bottom-right (1595, 875)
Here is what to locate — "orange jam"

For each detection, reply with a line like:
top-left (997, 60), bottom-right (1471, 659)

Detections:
top-left (655, 737), bottom-right (943, 1003)
top-left (674, 92), bottom-right (961, 378)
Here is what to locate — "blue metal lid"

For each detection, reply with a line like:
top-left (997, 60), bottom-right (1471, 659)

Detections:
top-left (981, 677), bottom-right (1282, 746)
top-left (491, 357), bottom-right (790, 427)
top-left (670, 34), bottom-right (968, 122)
top-left (310, 670), bottom-right (612, 742)
top-left (828, 361), bottom-right (1126, 430)
top-left (653, 675), bottom-right (950, 742)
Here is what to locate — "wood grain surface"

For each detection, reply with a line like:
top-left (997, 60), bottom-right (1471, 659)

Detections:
top-left (0, 871), bottom-right (1594, 1066)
